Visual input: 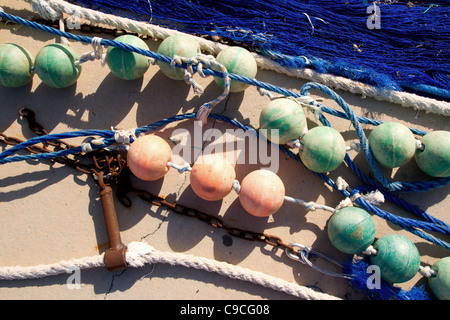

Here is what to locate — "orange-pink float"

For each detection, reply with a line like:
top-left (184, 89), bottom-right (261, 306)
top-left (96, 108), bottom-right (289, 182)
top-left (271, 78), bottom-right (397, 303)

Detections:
top-left (239, 169), bottom-right (285, 217)
top-left (127, 134), bottom-right (172, 181)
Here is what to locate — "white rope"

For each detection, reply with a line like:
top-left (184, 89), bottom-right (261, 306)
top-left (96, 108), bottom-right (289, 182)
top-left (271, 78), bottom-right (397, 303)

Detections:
top-left (0, 254), bottom-right (105, 280)
top-left (0, 241), bottom-right (340, 300)
top-left (126, 242), bottom-right (340, 300)
top-left (418, 265), bottom-right (436, 278)
top-left (362, 245), bottom-right (378, 256)
top-left (24, 0), bottom-right (450, 117)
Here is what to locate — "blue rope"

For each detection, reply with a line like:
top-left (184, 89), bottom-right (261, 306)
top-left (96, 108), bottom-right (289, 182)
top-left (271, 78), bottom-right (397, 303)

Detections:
top-left (0, 12), bottom-right (449, 249)
top-left (300, 82), bottom-right (450, 193)
top-left (1, 111), bottom-right (449, 249)
top-left (0, 10), bottom-right (432, 137)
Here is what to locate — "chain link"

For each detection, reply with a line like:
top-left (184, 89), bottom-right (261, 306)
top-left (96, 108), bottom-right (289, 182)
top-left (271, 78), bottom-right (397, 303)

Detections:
top-left (1, 108), bottom-right (296, 255)
top-left (115, 167), bottom-right (296, 253)
top-left (1, 108), bottom-right (126, 182)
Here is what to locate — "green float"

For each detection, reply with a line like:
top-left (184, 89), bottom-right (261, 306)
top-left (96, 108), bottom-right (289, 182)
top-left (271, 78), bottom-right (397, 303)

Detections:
top-left (157, 34), bottom-right (200, 80)
top-left (0, 43), bottom-right (34, 88)
top-left (106, 35), bottom-right (151, 80)
top-left (428, 257), bottom-right (450, 300)
top-left (327, 207), bottom-right (376, 254)
top-left (259, 98), bottom-right (306, 144)
top-left (214, 46), bottom-right (257, 93)
top-left (370, 234), bottom-right (420, 284)
top-left (369, 122), bottom-right (416, 168)
top-left (299, 126), bottom-right (346, 173)
top-left (415, 131), bottom-right (450, 177)
top-left (35, 43), bottom-right (81, 88)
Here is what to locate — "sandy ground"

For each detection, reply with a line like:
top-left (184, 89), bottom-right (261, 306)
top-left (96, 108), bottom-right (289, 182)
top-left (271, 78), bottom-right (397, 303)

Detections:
top-left (0, 1), bottom-right (449, 300)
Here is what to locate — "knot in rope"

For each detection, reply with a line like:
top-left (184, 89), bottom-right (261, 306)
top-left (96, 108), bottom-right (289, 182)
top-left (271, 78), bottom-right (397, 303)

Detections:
top-left (114, 129), bottom-right (137, 145)
top-left (362, 245), bottom-right (378, 256)
top-left (335, 197), bottom-right (353, 211)
top-left (304, 201), bottom-right (316, 211)
top-left (76, 36), bottom-right (107, 66)
top-left (81, 136), bottom-right (106, 154)
top-left (336, 176), bottom-right (350, 191)
top-left (419, 265), bottom-right (437, 278)
top-left (125, 241), bottom-right (156, 268)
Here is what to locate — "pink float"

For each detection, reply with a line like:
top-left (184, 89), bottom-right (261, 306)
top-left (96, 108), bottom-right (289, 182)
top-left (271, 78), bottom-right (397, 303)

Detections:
top-left (190, 154), bottom-right (236, 201)
top-left (127, 134), bottom-right (172, 181)
top-left (239, 169), bottom-right (285, 217)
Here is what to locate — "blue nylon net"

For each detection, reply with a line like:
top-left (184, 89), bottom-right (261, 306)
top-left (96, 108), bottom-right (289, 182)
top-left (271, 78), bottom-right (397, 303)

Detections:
top-left (67, 0), bottom-right (450, 101)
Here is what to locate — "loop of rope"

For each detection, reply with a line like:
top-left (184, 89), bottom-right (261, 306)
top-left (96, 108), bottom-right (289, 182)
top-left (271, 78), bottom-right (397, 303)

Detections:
top-left (75, 36), bottom-right (107, 66)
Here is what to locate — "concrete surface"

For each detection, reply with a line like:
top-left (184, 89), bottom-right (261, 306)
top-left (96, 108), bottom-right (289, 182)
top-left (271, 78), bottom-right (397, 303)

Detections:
top-left (0, 1), bottom-right (449, 300)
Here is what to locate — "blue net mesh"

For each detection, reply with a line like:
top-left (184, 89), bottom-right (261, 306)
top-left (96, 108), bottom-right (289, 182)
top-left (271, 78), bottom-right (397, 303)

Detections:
top-left (67, 0), bottom-right (450, 100)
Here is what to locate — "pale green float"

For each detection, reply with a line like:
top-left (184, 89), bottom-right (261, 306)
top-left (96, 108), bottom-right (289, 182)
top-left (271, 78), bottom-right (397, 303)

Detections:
top-left (428, 257), bottom-right (450, 300)
top-left (35, 43), bottom-right (81, 89)
top-left (370, 234), bottom-right (420, 284)
top-left (369, 122), bottom-right (416, 168)
top-left (157, 34), bottom-right (200, 80)
top-left (415, 131), bottom-right (450, 177)
top-left (299, 126), bottom-right (346, 173)
top-left (106, 35), bottom-right (151, 80)
top-left (0, 43), bottom-right (34, 88)
top-left (259, 98), bottom-right (306, 144)
top-left (327, 207), bottom-right (376, 254)
top-left (214, 46), bottom-right (257, 92)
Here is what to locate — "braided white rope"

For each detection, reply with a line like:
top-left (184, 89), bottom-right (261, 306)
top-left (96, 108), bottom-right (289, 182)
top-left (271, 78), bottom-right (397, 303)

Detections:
top-left (0, 254), bottom-right (105, 280)
top-left (24, 0), bottom-right (450, 116)
top-left (0, 241), bottom-right (340, 300)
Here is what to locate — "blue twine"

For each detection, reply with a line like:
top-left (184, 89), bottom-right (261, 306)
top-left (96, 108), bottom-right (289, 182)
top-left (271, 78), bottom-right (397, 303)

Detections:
top-left (343, 257), bottom-right (431, 300)
top-left (0, 12), bottom-right (449, 250)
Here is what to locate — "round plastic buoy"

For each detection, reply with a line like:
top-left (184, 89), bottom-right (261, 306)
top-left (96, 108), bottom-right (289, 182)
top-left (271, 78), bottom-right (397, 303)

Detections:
top-left (127, 134), bottom-right (172, 181)
top-left (239, 169), bottom-right (285, 217)
top-left (370, 234), bottom-right (420, 284)
top-left (35, 43), bottom-right (81, 88)
top-left (157, 34), bottom-right (200, 80)
top-left (369, 122), bottom-right (416, 168)
top-left (299, 126), bottom-right (346, 173)
top-left (0, 43), bottom-right (34, 88)
top-left (190, 154), bottom-right (236, 201)
top-left (214, 46), bottom-right (257, 92)
top-left (327, 207), bottom-right (376, 254)
top-left (415, 130), bottom-right (450, 177)
top-left (259, 98), bottom-right (306, 144)
top-left (428, 257), bottom-right (450, 300)
top-left (106, 35), bottom-right (151, 80)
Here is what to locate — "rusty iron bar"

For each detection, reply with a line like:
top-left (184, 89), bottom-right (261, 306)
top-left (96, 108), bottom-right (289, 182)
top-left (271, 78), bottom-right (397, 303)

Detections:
top-left (96, 171), bottom-right (128, 272)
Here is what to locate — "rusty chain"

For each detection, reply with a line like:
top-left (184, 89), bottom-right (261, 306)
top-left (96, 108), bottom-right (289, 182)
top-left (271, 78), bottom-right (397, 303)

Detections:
top-left (116, 166), bottom-right (296, 253)
top-left (14, 107), bottom-right (126, 181)
top-left (1, 108), bottom-right (298, 256)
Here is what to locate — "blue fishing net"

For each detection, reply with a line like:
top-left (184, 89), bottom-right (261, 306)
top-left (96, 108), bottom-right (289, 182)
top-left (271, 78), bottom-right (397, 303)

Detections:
top-left (67, 0), bottom-right (450, 100)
